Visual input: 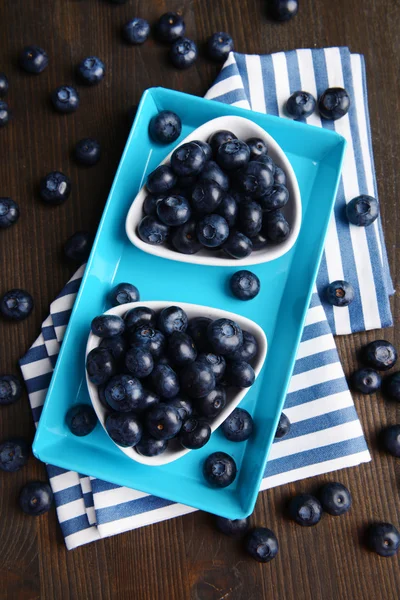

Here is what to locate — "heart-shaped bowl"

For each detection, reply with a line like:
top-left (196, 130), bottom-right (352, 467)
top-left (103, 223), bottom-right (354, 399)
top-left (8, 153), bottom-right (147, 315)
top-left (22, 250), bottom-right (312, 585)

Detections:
top-left (86, 301), bottom-right (267, 466)
top-left (125, 115), bottom-right (301, 267)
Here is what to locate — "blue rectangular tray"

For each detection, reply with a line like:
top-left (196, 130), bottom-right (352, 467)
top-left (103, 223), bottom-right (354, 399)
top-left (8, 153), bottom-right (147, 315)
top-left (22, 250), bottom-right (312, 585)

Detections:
top-left (33, 87), bottom-right (346, 520)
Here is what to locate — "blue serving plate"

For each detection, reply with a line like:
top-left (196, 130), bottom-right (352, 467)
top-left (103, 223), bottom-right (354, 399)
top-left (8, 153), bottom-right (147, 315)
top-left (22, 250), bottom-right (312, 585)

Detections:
top-left (33, 87), bottom-right (346, 520)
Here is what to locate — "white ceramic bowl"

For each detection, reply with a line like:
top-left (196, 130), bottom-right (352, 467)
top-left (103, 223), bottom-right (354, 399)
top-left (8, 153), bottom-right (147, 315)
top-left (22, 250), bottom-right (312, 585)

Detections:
top-left (126, 115), bottom-right (302, 266)
top-left (86, 301), bottom-right (267, 466)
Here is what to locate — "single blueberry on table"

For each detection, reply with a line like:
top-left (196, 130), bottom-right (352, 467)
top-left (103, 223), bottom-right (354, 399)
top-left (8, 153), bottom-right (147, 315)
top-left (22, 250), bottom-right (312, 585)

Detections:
top-left (138, 215), bottom-right (169, 246)
top-left (125, 306), bottom-right (156, 331)
top-left (19, 481), bottom-right (53, 516)
top-left (319, 482), bottom-right (352, 516)
top-left (122, 18), bottom-right (150, 45)
top-left (351, 368), bottom-right (381, 394)
top-left (64, 231), bottom-right (92, 263)
top-left (227, 330), bottom-right (258, 362)
top-left (289, 494), bottom-right (322, 526)
top-left (215, 515), bottom-right (249, 538)
top-left (171, 142), bottom-right (206, 177)
top-left (125, 346), bottom-right (154, 378)
top-left (208, 130), bottom-right (238, 154)
top-left (180, 361), bottom-right (216, 399)
top-left (170, 38), bottom-right (198, 69)
top-left (197, 214), bottom-right (229, 248)
top-left (172, 220), bottom-right (202, 254)
top-left (207, 318), bottom-right (243, 355)
top-left (259, 184), bottom-right (289, 212)
top-left (158, 306), bottom-right (188, 336)
top-left (286, 91), bottom-right (316, 119)
top-left (191, 180), bottom-right (223, 214)
top-left (0, 438), bottom-right (29, 472)
top-left (268, 0), bottom-right (299, 21)
top-left (226, 361), bottom-right (255, 387)
top-left (230, 270), bottom-right (260, 301)
top-left (40, 171), bottom-right (71, 204)
top-left (151, 363), bottom-right (180, 399)
top-left (99, 335), bottom-right (127, 363)
top-left (203, 451), bottom-right (237, 488)
top-left (149, 110), bottom-right (182, 144)
top-left (380, 424), bottom-right (400, 457)
top-left (236, 161), bottom-right (274, 198)
top-left (156, 12), bottom-right (186, 43)
top-left (196, 386), bottom-right (226, 418)
top-left (166, 396), bottom-right (193, 421)
top-left (51, 86), bottom-right (79, 113)
top-left (274, 166), bottom-right (287, 186)
top-left (346, 194), bottom-right (379, 227)
top-left (66, 404), bottom-right (97, 436)
top-left (222, 408), bottom-right (253, 442)
top-left (193, 140), bottom-right (212, 161)
top-left (77, 56), bottom-right (105, 85)
top-left (0, 102), bottom-right (10, 127)
top-left (216, 140), bottom-right (250, 171)
top-left (19, 46), bottom-right (48, 74)
top-left (246, 137), bottom-right (268, 161)
top-left (207, 32), bottom-right (234, 62)
top-left (0, 73), bottom-right (9, 97)
top-left (385, 371), bottom-right (400, 401)
top-left (197, 353), bottom-right (226, 382)
top-left (179, 417), bottom-right (211, 450)
top-left (275, 412), bottom-right (291, 438)
top-left (86, 348), bottom-right (115, 385)
top-left (109, 282), bottom-right (139, 307)
top-left (326, 280), bottom-right (355, 307)
top-left (0, 197), bottom-right (19, 229)
top-left (201, 160), bottom-right (230, 191)
top-left (136, 434), bottom-right (168, 457)
top-left (91, 314), bottom-right (125, 338)
top-left (366, 523), bottom-right (400, 557)
top-left (245, 527), bottom-right (279, 562)
top-left (146, 403), bottom-right (182, 440)
top-left (363, 340), bottom-right (397, 371)
top-left (239, 201), bottom-right (263, 237)
top-left (74, 138), bottom-right (101, 166)
top-left (187, 317), bottom-right (212, 352)
top-left (147, 165), bottom-right (177, 195)
top-left (319, 87), bottom-right (350, 121)
top-left (130, 325), bottom-right (166, 358)
top-left (0, 289), bottom-right (33, 321)
top-left (157, 195), bottom-right (191, 226)
top-left (104, 374), bottom-right (143, 412)
top-left (105, 412), bottom-right (142, 447)
top-left (217, 193), bottom-right (238, 227)
top-left (168, 331), bottom-right (197, 367)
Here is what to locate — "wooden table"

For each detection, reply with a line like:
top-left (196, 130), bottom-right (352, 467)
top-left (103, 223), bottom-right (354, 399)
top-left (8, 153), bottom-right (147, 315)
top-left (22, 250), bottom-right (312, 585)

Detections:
top-left (0, 1), bottom-right (399, 598)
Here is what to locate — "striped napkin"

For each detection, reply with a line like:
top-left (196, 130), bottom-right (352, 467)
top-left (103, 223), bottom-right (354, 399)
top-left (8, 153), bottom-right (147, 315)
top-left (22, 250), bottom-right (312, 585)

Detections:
top-left (19, 46), bottom-right (390, 549)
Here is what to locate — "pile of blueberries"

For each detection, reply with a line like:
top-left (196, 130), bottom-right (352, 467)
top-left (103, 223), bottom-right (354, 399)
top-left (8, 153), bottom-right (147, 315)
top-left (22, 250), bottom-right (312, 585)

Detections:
top-left (139, 122), bottom-right (292, 259)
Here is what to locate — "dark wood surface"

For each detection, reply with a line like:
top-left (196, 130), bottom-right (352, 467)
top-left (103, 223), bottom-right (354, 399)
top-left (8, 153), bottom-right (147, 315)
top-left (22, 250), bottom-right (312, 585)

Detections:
top-left (0, 0), bottom-right (399, 598)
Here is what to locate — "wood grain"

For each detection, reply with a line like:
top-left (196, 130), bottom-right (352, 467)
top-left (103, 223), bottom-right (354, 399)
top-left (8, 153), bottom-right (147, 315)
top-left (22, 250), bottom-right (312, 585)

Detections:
top-left (0, 0), bottom-right (399, 598)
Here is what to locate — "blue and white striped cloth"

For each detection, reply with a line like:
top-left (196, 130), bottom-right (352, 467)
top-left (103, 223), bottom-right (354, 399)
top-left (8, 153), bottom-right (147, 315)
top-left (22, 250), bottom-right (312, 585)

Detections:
top-left (19, 47), bottom-right (390, 549)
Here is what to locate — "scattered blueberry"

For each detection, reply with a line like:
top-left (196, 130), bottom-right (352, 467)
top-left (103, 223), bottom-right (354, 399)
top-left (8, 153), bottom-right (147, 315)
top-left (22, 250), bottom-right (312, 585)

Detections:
top-left (230, 270), bottom-right (260, 301)
top-left (138, 215), bottom-right (170, 245)
top-left (19, 481), bottom-right (53, 516)
top-left (179, 417), bottom-right (211, 449)
top-left (125, 306), bottom-right (156, 331)
top-left (170, 38), bottom-right (198, 69)
top-left (259, 184), bottom-right (289, 212)
top-left (158, 306), bottom-right (188, 336)
top-left (187, 317), bottom-right (212, 352)
top-left (385, 372), bottom-right (400, 401)
top-left (151, 363), bottom-right (180, 399)
top-left (86, 348), bottom-right (116, 385)
top-left (172, 220), bottom-right (202, 254)
top-left (216, 515), bottom-right (249, 538)
top-left (66, 404), bottom-right (97, 436)
top-left (99, 335), bottom-right (127, 363)
top-left (274, 166), bottom-right (287, 186)
top-left (346, 195), bottom-right (379, 227)
top-left (156, 12), bottom-right (186, 43)
top-left (74, 138), bottom-right (101, 166)
top-left (0, 73), bottom-right (9, 97)
top-left (109, 282), bottom-right (139, 307)
top-left (380, 424), bottom-right (400, 457)
top-left (104, 374), bottom-right (143, 412)
top-left (51, 86), bottom-right (80, 113)
top-left (197, 214), bottom-right (229, 248)
top-left (275, 412), bottom-right (291, 438)
top-left (77, 56), bottom-right (105, 85)
top-left (366, 523), bottom-right (400, 557)
top-left (363, 340), bottom-right (397, 371)
top-left (125, 346), bottom-right (154, 378)
top-left (166, 396), bottom-right (193, 421)
top-left (149, 110), bottom-right (182, 144)
top-left (0, 289), bottom-right (33, 321)
top-left (226, 361), bottom-right (255, 387)
top-left (147, 165), bottom-right (177, 195)
top-left (136, 434), bottom-right (168, 456)
top-left (168, 331), bottom-right (197, 366)
top-left (264, 211), bottom-right (291, 243)
top-left (286, 91), bottom-right (316, 119)
top-left (326, 280), bottom-right (355, 307)
top-left (319, 482), bottom-right (352, 516)
top-left (236, 161), bottom-right (274, 198)
top-left (181, 361), bottom-right (216, 399)
top-left (157, 195), bottom-right (191, 226)
top-left (40, 171), bottom-right (71, 204)
top-left (197, 353), bottom-right (226, 382)
top-left (207, 32), bottom-right (234, 62)
top-left (208, 318), bottom-right (243, 355)
top-left (319, 87), bottom-right (350, 121)
top-left (191, 180), bottom-right (223, 214)
top-left (123, 18), bottom-right (150, 45)
top-left (201, 161), bottom-right (230, 191)
top-left (244, 527), bottom-right (279, 562)
top-left (193, 140), bottom-right (212, 161)
top-left (146, 403), bottom-right (182, 440)
top-left (228, 330), bottom-right (258, 362)
top-left (171, 142), bottom-right (206, 177)
top-left (130, 325), bottom-right (166, 358)
top-left (0, 197), bottom-right (19, 229)
top-left (19, 46), bottom-right (48, 74)
top-left (217, 193), bottom-right (238, 227)
top-left (196, 386), bottom-right (226, 418)
top-left (268, 0), bottom-right (299, 21)
top-left (91, 314), bottom-right (125, 338)
top-left (64, 231), bottom-right (92, 263)
top-left (289, 494), bottom-right (322, 526)
top-left (351, 368), bottom-right (381, 394)
top-left (222, 408), bottom-right (253, 442)
top-left (0, 101), bottom-right (10, 127)
top-left (105, 412), bottom-right (142, 447)
top-left (203, 451), bottom-right (237, 488)
top-left (0, 438), bottom-right (29, 472)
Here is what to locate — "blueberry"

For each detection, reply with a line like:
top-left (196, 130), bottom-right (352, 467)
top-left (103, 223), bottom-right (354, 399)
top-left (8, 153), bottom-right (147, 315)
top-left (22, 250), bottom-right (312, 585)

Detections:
top-left (125, 346), bottom-right (154, 378)
top-left (146, 403), bottom-right (182, 440)
top-left (289, 494), bottom-right (322, 526)
top-left (264, 211), bottom-right (290, 243)
top-left (170, 38), bottom-right (198, 69)
top-left (0, 101), bottom-right (10, 127)
top-left (151, 363), bottom-right (180, 399)
top-left (197, 214), bottom-right (229, 248)
top-left (363, 340), bottom-right (397, 371)
top-left (156, 12), bottom-right (186, 43)
top-left (0, 73), bottom-right (9, 97)
top-left (222, 408), bottom-right (253, 442)
top-left (147, 165), bottom-right (177, 195)
top-left (326, 280), bottom-right (355, 307)
top-left (86, 348), bottom-right (115, 385)
top-left (239, 202), bottom-right (263, 237)
top-left (227, 330), bottom-right (258, 362)
top-left (51, 86), bottom-right (80, 113)
top-left (138, 215), bottom-right (170, 246)
top-left (40, 171), bottom-right (71, 204)
top-left (216, 140), bottom-right (250, 171)
top-left (105, 374), bottom-right (143, 412)
top-left (64, 231), bottom-right (92, 263)
top-left (176, 174), bottom-right (198, 190)
top-left (157, 195), bottom-right (191, 226)
top-left (268, 0), bottom-right (299, 21)
top-left (143, 194), bottom-right (164, 216)
top-left (125, 306), bottom-right (156, 331)
top-left (158, 306), bottom-right (188, 336)
top-left (187, 317), bottom-right (212, 352)
top-left (230, 270), bottom-right (260, 301)
top-left (0, 438), bottom-right (29, 472)
top-left (208, 130), bottom-right (238, 155)
top-left (259, 184), bottom-right (289, 212)
top-left (74, 138), bottom-right (101, 166)
top-left (252, 153), bottom-right (276, 174)
top-left (171, 220), bottom-right (202, 254)
top-left (122, 18), bottom-right (150, 44)
top-left (380, 425), bottom-right (400, 457)
top-left (109, 282), bottom-right (139, 307)
top-left (274, 167), bottom-right (287, 186)
top-left (197, 353), bottom-right (226, 382)
top-left (179, 417), bottom-right (211, 449)
top-left (222, 231), bottom-right (253, 259)
top-left (19, 481), bottom-right (53, 516)
top-left (105, 412), bottom-right (142, 447)
top-left (134, 388), bottom-right (160, 414)
top-left (245, 527), bottom-right (279, 562)
top-left (236, 161), bottom-right (273, 198)
top-left (193, 140), bottom-right (213, 161)
top-left (203, 451), bottom-right (237, 488)
top-left (216, 515), bottom-right (249, 537)
top-left (319, 482), bottom-right (352, 516)
top-left (130, 325), bottom-right (165, 358)
top-left (168, 331), bottom-right (197, 366)
top-left (66, 404), bottom-right (97, 436)
top-left (250, 230), bottom-right (269, 250)
top-left (91, 314), bottom-right (125, 338)
top-left (319, 87), bottom-right (350, 121)
top-left (246, 137), bottom-right (268, 161)
top-left (191, 180), bottom-right (223, 214)
top-left (208, 318), bottom-right (243, 355)
top-left (346, 195), bottom-right (379, 227)
top-left (275, 412), bottom-right (291, 438)
top-left (77, 56), bottom-right (105, 85)
top-left (19, 46), bottom-right (48, 74)
top-left (226, 361), bottom-right (255, 387)
top-left (366, 523), bottom-right (400, 557)
top-left (216, 193), bottom-right (238, 227)
top-left (286, 91), bottom-right (316, 118)
top-left (351, 368), bottom-right (381, 394)
top-left (171, 142), bottom-right (206, 177)
top-left (180, 361), bottom-right (216, 399)
top-left (136, 434), bottom-right (168, 456)
top-left (166, 396), bottom-right (193, 421)
top-left (385, 372), bottom-right (400, 401)
top-left (201, 160), bottom-right (230, 191)
top-left (207, 32), bottom-right (234, 62)
top-left (149, 110), bottom-right (182, 144)
top-left (0, 289), bottom-right (33, 321)
top-left (196, 386), bottom-right (226, 418)
top-left (0, 197), bottom-right (19, 229)
top-left (99, 335), bottom-right (127, 363)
